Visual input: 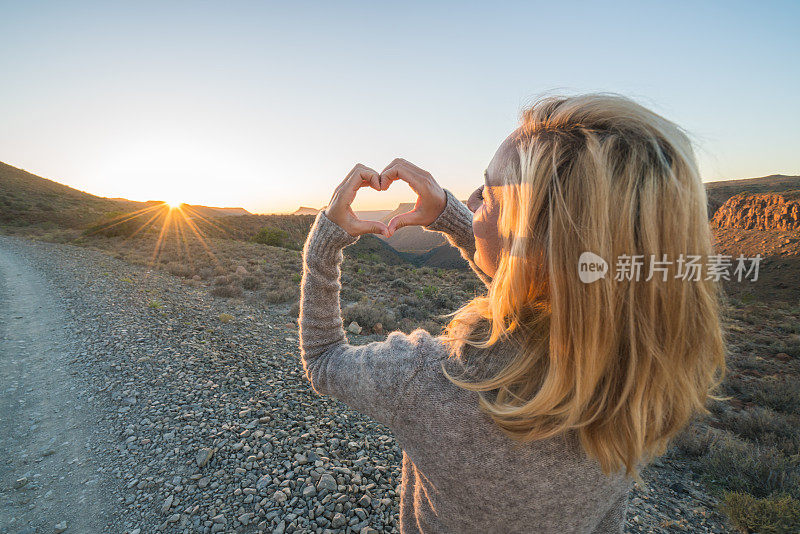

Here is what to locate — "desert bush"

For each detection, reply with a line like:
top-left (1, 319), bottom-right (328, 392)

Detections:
top-left (253, 226), bottom-right (289, 247)
top-left (343, 299), bottom-right (397, 331)
top-left (700, 432), bottom-right (800, 498)
top-left (398, 295), bottom-right (430, 321)
top-left (210, 285), bottom-right (243, 298)
top-left (420, 319), bottom-right (443, 336)
top-left (213, 275), bottom-right (231, 286)
top-left (340, 286), bottom-right (365, 303)
top-left (415, 284), bottom-right (438, 299)
top-left (390, 278), bottom-right (411, 292)
top-left (753, 378), bottom-right (800, 415)
top-left (263, 285), bottom-right (297, 304)
top-left (669, 423), bottom-right (717, 458)
top-left (166, 261), bottom-right (193, 278)
top-left (722, 407), bottom-right (800, 453)
top-left (241, 275), bottom-right (261, 291)
top-left (721, 491), bottom-right (800, 533)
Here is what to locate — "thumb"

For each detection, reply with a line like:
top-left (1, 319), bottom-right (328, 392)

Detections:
top-left (351, 219), bottom-right (390, 238)
top-left (387, 210), bottom-right (424, 235)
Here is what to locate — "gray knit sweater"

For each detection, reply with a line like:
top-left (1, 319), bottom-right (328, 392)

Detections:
top-left (299, 190), bottom-right (633, 533)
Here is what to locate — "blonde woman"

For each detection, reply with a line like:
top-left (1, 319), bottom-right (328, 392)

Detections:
top-left (299, 94), bottom-right (726, 533)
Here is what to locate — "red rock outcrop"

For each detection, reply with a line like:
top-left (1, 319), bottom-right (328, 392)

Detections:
top-left (711, 191), bottom-right (800, 231)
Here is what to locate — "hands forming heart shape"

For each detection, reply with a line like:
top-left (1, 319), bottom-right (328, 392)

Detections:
top-left (324, 158), bottom-right (447, 238)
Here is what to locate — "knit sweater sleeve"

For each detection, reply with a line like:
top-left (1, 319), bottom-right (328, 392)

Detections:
top-left (425, 188), bottom-right (492, 287)
top-left (298, 211), bottom-right (438, 427)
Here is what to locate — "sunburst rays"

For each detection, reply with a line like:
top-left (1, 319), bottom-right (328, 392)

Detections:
top-left (86, 202), bottom-right (227, 272)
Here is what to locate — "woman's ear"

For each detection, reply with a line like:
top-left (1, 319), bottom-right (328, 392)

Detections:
top-left (467, 186), bottom-right (484, 213)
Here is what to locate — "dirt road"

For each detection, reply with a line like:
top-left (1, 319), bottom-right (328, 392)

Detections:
top-left (0, 242), bottom-right (115, 533)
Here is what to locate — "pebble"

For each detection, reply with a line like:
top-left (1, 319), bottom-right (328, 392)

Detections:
top-left (161, 494), bottom-right (174, 514)
top-left (317, 473), bottom-right (338, 492)
top-left (195, 447), bottom-right (214, 468)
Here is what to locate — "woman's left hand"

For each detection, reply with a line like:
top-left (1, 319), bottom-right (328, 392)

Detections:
top-left (323, 164), bottom-right (390, 238)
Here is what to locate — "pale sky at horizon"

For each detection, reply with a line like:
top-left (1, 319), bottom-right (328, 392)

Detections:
top-left (1, 1), bottom-right (798, 214)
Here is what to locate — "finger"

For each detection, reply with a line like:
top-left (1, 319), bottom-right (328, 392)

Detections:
top-left (387, 210), bottom-right (425, 235)
top-left (348, 164), bottom-right (381, 191)
top-left (380, 165), bottom-right (425, 194)
top-left (336, 165), bottom-right (379, 206)
top-left (351, 218), bottom-right (390, 238)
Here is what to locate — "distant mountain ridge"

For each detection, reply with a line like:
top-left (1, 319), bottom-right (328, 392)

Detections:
top-left (184, 205), bottom-right (251, 218)
top-left (292, 206), bottom-right (320, 215)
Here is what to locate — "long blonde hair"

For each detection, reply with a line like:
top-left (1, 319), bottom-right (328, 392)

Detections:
top-left (443, 94), bottom-right (726, 480)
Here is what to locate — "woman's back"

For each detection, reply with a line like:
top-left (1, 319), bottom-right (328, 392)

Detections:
top-left (389, 330), bottom-right (633, 533)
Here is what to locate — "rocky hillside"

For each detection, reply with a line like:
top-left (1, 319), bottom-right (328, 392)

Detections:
top-left (0, 162), bottom-right (144, 227)
top-left (705, 174), bottom-right (800, 217)
top-left (711, 191), bottom-right (800, 231)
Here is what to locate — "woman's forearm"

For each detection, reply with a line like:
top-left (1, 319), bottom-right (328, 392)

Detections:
top-left (297, 210), bottom-right (430, 427)
top-left (299, 211), bottom-right (357, 361)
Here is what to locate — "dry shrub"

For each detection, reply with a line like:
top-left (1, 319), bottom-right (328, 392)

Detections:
top-left (343, 300), bottom-right (397, 331)
top-left (717, 406), bottom-right (800, 455)
top-left (263, 285), bottom-right (297, 304)
top-left (669, 422), bottom-right (717, 458)
top-left (753, 378), bottom-right (800, 415)
top-left (210, 285), bottom-right (243, 298)
top-left (700, 432), bottom-right (800, 498)
top-left (166, 261), bottom-right (194, 278)
top-left (242, 275), bottom-right (261, 291)
top-left (721, 491), bottom-right (800, 533)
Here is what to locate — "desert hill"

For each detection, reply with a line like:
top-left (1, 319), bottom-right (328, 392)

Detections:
top-left (0, 161), bottom-right (252, 228)
top-left (0, 161), bottom-right (144, 227)
top-left (355, 209), bottom-right (393, 221)
top-left (292, 206), bottom-right (320, 215)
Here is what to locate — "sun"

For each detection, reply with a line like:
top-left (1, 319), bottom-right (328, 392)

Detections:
top-left (163, 200), bottom-right (183, 209)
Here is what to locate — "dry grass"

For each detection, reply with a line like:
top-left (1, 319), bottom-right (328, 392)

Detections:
top-left (721, 492), bottom-right (800, 533)
top-left (661, 300), bottom-right (800, 529)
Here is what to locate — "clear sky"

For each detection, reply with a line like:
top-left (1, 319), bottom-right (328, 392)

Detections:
top-left (1, 1), bottom-right (798, 213)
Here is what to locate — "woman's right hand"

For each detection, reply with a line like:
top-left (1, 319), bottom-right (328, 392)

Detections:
top-left (324, 164), bottom-right (389, 238)
top-left (379, 158), bottom-right (447, 237)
